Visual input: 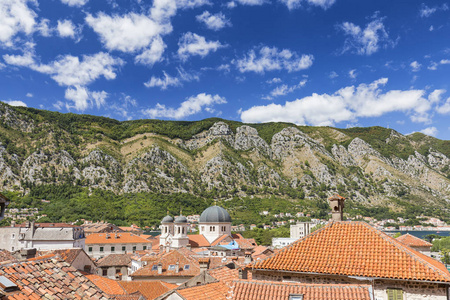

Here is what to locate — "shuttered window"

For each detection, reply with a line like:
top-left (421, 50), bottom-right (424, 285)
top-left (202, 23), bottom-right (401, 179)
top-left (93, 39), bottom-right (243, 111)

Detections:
top-left (387, 289), bottom-right (403, 300)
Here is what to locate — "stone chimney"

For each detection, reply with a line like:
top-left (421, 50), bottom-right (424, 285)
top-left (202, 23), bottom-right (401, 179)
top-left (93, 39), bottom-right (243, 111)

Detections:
top-left (176, 261), bottom-right (179, 273)
top-left (244, 251), bottom-right (253, 264)
top-left (157, 263), bottom-right (163, 274)
top-left (198, 258), bottom-right (210, 273)
top-left (328, 194), bottom-right (345, 222)
top-left (238, 268), bottom-right (248, 279)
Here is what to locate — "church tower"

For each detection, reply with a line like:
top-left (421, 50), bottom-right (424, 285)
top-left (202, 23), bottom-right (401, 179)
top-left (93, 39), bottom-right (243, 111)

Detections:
top-left (172, 214), bottom-right (189, 248)
top-left (328, 194), bottom-right (345, 221)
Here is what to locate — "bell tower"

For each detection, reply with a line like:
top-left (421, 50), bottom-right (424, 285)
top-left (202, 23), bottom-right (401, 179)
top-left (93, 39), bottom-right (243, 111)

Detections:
top-left (328, 194), bottom-right (345, 221)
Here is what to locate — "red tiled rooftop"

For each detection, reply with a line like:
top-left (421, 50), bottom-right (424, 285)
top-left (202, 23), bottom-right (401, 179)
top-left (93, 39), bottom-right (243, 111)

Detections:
top-left (252, 221), bottom-right (450, 283)
top-left (396, 233), bottom-right (433, 247)
top-left (188, 234), bottom-right (211, 247)
top-left (85, 274), bottom-right (126, 295)
top-left (176, 281), bottom-right (229, 300)
top-left (119, 280), bottom-right (177, 299)
top-left (0, 256), bottom-right (109, 299)
top-left (86, 232), bottom-right (151, 244)
top-left (232, 280), bottom-right (371, 300)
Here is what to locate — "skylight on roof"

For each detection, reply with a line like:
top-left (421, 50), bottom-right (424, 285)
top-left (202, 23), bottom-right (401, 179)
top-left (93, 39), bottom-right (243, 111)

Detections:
top-left (168, 265), bottom-right (176, 271)
top-left (184, 264), bottom-right (190, 270)
top-left (151, 265), bottom-right (158, 271)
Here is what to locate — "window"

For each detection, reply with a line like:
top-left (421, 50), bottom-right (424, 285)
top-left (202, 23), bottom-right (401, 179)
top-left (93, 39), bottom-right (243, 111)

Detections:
top-left (201, 226), bottom-right (205, 231)
top-left (100, 247), bottom-right (104, 252)
top-left (289, 295), bottom-right (303, 300)
top-left (184, 265), bottom-right (190, 270)
top-left (11, 234), bottom-right (15, 239)
top-left (132, 246), bottom-right (136, 252)
top-left (122, 246), bottom-right (126, 252)
top-left (168, 265), bottom-right (176, 271)
top-left (182, 227), bottom-right (185, 234)
top-left (111, 246), bottom-right (115, 252)
top-left (387, 289), bottom-right (403, 300)
top-left (151, 265), bottom-right (158, 271)
top-left (210, 226), bottom-right (215, 232)
top-left (178, 227), bottom-right (181, 234)
top-left (116, 268), bottom-right (121, 274)
top-left (102, 269), bottom-right (107, 276)
top-left (165, 227), bottom-right (168, 233)
top-left (11, 247), bottom-right (14, 251)
top-left (143, 246), bottom-right (147, 250)
top-left (88, 247), bottom-right (93, 252)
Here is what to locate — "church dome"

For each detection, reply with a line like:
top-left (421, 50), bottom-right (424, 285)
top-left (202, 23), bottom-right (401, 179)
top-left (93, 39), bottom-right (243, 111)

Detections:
top-left (199, 206), bottom-right (231, 223)
top-left (174, 215), bottom-right (187, 223)
top-left (162, 215), bottom-right (174, 223)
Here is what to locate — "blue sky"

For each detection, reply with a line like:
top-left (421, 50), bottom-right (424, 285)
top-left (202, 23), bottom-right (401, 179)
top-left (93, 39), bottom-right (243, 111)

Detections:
top-left (1, 0), bottom-right (450, 139)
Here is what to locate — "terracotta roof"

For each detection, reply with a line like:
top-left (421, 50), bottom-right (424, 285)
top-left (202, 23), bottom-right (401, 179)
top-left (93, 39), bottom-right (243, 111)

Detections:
top-left (232, 281), bottom-right (371, 300)
top-left (176, 281), bottom-right (229, 300)
top-left (231, 234), bottom-right (257, 249)
top-left (132, 248), bottom-right (200, 278)
top-left (119, 281), bottom-right (177, 300)
top-left (85, 274), bottom-right (126, 295)
top-left (396, 233), bottom-right (433, 247)
top-left (252, 221), bottom-right (450, 283)
top-left (0, 250), bottom-right (18, 263)
top-left (0, 256), bottom-right (109, 299)
top-left (188, 234), bottom-right (211, 247)
top-left (208, 265), bottom-right (252, 282)
top-left (86, 232), bottom-right (152, 244)
top-left (47, 248), bottom-right (85, 264)
top-left (97, 254), bottom-right (133, 267)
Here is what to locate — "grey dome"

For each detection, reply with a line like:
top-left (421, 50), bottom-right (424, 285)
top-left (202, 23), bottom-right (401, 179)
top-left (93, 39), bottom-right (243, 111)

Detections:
top-left (162, 215), bottom-right (174, 223)
top-left (174, 215), bottom-right (187, 223)
top-left (199, 206), bottom-right (231, 223)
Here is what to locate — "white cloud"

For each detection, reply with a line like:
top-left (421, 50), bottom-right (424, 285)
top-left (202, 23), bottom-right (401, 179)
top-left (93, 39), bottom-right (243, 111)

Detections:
top-left (428, 89), bottom-right (445, 104)
top-left (35, 52), bottom-right (124, 87)
top-left (428, 61), bottom-right (438, 70)
top-left (134, 36), bottom-right (166, 66)
top-left (178, 32), bottom-right (226, 61)
top-left (329, 71), bottom-right (338, 79)
top-left (65, 86), bottom-right (108, 111)
top-left (57, 19), bottom-right (80, 39)
top-left (144, 68), bottom-right (199, 90)
top-left (410, 61), bottom-right (421, 72)
top-left (420, 3), bottom-right (448, 18)
top-left (142, 93), bottom-right (226, 119)
top-left (235, 0), bottom-right (265, 5)
top-left (2, 100), bottom-right (27, 107)
top-left (338, 16), bottom-right (394, 55)
top-left (348, 69), bottom-right (357, 79)
top-left (280, 0), bottom-right (335, 10)
top-left (3, 51), bottom-right (123, 111)
top-left (196, 11), bottom-right (231, 31)
top-left (267, 77), bottom-right (282, 84)
top-left (0, 0), bottom-right (37, 47)
top-left (436, 97), bottom-right (450, 115)
top-left (37, 19), bottom-right (52, 37)
top-left (240, 78), bottom-right (434, 126)
top-left (419, 127), bottom-right (438, 137)
top-left (26, 93), bottom-right (33, 97)
top-left (235, 46), bottom-right (313, 74)
top-left (86, 12), bottom-right (169, 53)
top-left (264, 79), bottom-right (307, 99)
top-left (61, 0), bottom-right (88, 7)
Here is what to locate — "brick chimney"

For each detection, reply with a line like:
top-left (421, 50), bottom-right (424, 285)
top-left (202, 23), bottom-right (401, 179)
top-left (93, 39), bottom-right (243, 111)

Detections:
top-left (328, 194), bottom-right (345, 222)
top-left (244, 251), bottom-right (253, 265)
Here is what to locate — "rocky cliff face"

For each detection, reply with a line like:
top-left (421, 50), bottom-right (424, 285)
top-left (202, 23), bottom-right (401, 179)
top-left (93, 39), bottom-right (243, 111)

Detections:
top-left (0, 103), bottom-right (449, 208)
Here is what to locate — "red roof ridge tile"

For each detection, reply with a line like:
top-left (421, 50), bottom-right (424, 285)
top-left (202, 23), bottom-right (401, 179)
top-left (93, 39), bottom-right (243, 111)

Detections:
top-left (396, 233), bottom-right (433, 247)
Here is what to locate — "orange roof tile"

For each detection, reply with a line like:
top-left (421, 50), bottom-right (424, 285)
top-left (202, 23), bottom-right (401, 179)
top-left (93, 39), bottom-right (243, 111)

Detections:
top-left (119, 280), bottom-right (177, 299)
top-left (252, 221), bottom-right (450, 283)
top-left (0, 256), bottom-right (109, 299)
top-left (232, 280), bottom-right (371, 300)
top-left (396, 233), bottom-right (433, 247)
top-left (86, 232), bottom-right (152, 244)
top-left (177, 281), bottom-right (229, 300)
top-left (211, 234), bottom-right (230, 246)
top-left (208, 265), bottom-right (252, 282)
top-left (188, 234), bottom-right (211, 247)
top-left (85, 274), bottom-right (126, 295)
top-left (131, 248), bottom-right (200, 278)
